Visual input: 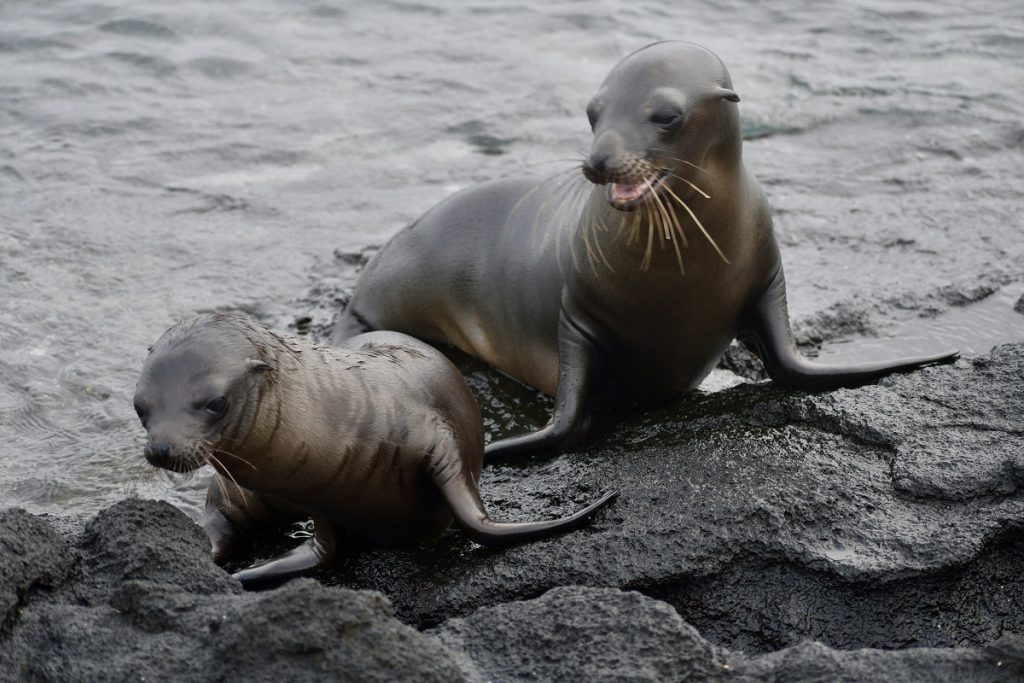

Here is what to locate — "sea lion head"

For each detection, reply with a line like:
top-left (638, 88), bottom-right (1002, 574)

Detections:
top-left (133, 314), bottom-right (273, 474)
top-left (582, 41), bottom-right (741, 211)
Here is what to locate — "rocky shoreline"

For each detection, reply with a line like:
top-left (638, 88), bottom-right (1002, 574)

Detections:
top-left (4, 343), bottom-right (1022, 681)
top-left (2, 0), bottom-right (1023, 679)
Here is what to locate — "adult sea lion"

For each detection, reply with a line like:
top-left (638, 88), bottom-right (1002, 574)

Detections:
top-left (133, 314), bottom-right (617, 584)
top-left (332, 41), bottom-right (957, 460)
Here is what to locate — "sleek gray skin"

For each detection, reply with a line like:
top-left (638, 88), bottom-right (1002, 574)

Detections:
top-left (333, 41), bottom-right (957, 461)
top-left (133, 314), bottom-right (616, 585)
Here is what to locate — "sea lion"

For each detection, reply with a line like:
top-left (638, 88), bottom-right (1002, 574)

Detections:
top-left (132, 314), bottom-right (617, 584)
top-left (332, 41), bottom-right (957, 461)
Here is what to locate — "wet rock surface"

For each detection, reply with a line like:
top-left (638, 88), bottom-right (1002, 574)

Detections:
top-left (432, 586), bottom-right (731, 682)
top-left (318, 344), bottom-right (1024, 655)
top-left (0, 509), bottom-right (72, 634)
top-left (4, 346), bottom-right (1020, 680)
top-left (2, 499), bottom-right (1021, 682)
top-left (0, 499), bottom-right (462, 683)
top-left (433, 586), bottom-right (1024, 683)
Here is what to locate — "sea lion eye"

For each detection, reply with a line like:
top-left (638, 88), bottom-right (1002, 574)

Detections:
top-left (650, 110), bottom-right (682, 128)
top-left (205, 396), bottom-right (228, 417)
top-left (133, 402), bottom-right (148, 426)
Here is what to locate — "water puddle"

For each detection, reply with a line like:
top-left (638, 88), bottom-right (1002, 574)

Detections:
top-left (817, 282), bottom-right (1024, 365)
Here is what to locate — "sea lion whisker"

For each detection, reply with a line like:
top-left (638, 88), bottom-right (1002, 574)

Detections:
top-left (525, 177), bottom-right (564, 239)
top-left (662, 187), bottom-right (689, 249)
top-left (653, 195), bottom-right (668, 250)
top-left (660, 155), bottom-right (711, 175)
top-left (551, 180), bottom-right (582, 272)
top-left (593, 215), bottom-right (616, 272)
top-left (641, 201), bottom-right (657, 271)
top-left (640, 235), bottom-right (651, 271)
top-left (203, 449), bottom-right (248, 504)
top-left (207, 442), bottom-right (258, 471)
top-left (198, 440), bottom-right (238, 479)
top-left (545, 174), bottom-right (587, 250)
top-left (624, 224), bottom-right (635, 246)
top-left (540, 172), bottom-right (589, 257)
top-left (565, 184), bottom-right (593, 274)
top-left (643, 192), bottom-right (666, 255)
top-left (525, 158), bottom-right (587, 168)
top-left (206, 461), bottom-right (231, 508)
top-left (608, 206), bottom-right (632, 247)
top-left (663, 191), bottom-right (690, 249)
top-left (536, 165), bottom-right (586, 184)
top-left (578, 207), bottom-right (600, 274)
top-left (661, 183), bottom-right (731, 265)
top-left (523, 165), bottom-right (582, 238)
top-left (669, 223), bottom-right (686, 275)
top-left (627, 201), bottom-right (642, 246)
top-left (652, 187), bottom-right (673, 242)
top-left (651, 189), bottom-right (686, 275)
top-left (663, 171), bottom-right (711, 199)
top-left (667, 206), bottom-right (689, 273)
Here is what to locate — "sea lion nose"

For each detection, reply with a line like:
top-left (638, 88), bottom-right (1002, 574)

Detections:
top-left (583, 150), bottom-right (619, 184)
top-left (588, 151), bottom-right (611, 175)
top-left (583, 130), bottom-right (627, 183)
top-left (145, 442), bottom-right (172, 467)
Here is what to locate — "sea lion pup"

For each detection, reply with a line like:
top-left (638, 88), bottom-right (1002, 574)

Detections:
top-left (332, 41), bottom-right (957, 461)
top-left (133, 314), bottom-right (617, 584)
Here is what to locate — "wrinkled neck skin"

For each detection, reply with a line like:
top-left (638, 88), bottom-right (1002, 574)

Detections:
top-left (205, 339), bottom-right (365, 494)
top-left (211, 344), bottom-right (364, 493)
top-left (209, 350), bottom-right (290, 489)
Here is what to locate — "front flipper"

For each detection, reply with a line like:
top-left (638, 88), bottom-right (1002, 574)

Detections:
top-left (329, 307), bottom-right (373, 345)
top-left (740, 269), bottom-right (958, 390)
top-left (202, 474), bottom-right (287, 563)
top-left (231, 516), bottom-right (336, 586)
top-left (484, 311), bottom-right (599, 463)
top-left (432, 427), bottom-right (618, 547)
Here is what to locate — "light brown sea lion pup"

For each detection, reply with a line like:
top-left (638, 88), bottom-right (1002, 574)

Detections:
top-left (133, 314), bottom-right (617, 584)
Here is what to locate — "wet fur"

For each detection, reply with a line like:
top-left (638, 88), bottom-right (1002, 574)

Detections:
top-left (134, 314), bottom-right (617, 584)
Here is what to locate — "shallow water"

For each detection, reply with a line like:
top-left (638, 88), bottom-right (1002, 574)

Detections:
top-left (1, 0), bottom-right (1022, 519)
top-left (817, 282), bottom-right (1024, 365)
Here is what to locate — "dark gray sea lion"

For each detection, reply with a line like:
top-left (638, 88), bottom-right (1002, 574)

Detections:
top-left (332, 41), bottom-right (957, 461)
top-left (132, 314), bottom-right (617, 584)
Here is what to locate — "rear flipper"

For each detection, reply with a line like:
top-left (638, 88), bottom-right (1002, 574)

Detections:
top-left (740, 269), bottom-right (959, 390)
top-left (231, 516), bottom-right (336, 586)
top-left (430, 430), bottom-right (618, 548)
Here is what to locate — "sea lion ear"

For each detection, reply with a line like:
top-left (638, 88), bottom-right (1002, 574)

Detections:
top-left (718, 88), bottom-right (740, 103)
top-left (247, 359), bottom-right (272, 372)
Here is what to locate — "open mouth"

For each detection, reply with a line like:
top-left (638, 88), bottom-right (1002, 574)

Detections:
top-left (607, 170), bottom-right (667, 210)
